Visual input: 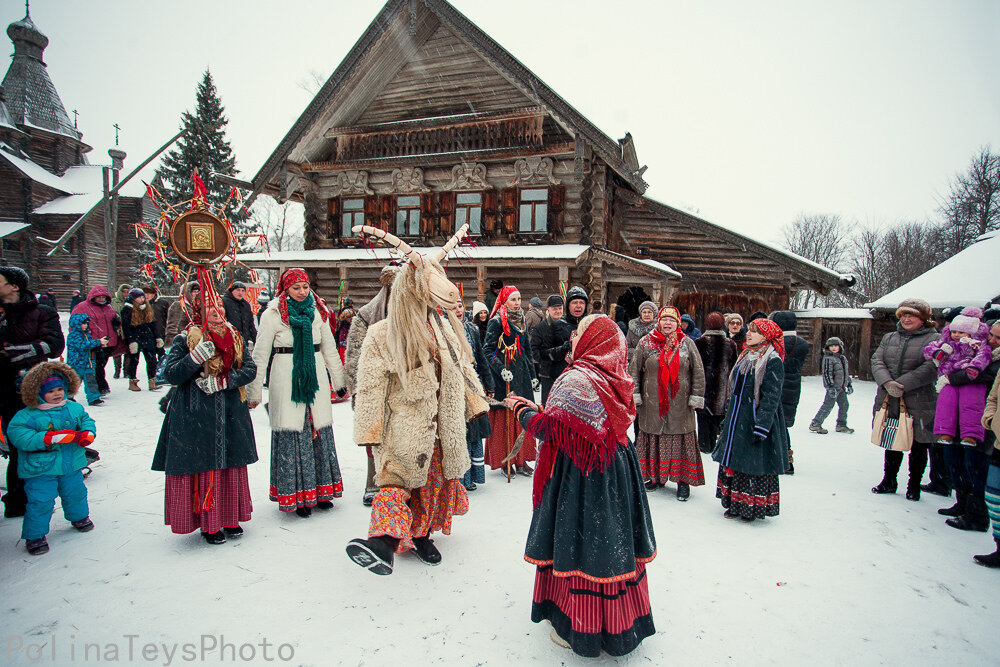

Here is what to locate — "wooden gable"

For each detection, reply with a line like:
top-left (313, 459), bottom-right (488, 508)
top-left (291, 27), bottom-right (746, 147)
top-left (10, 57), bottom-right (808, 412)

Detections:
top-left (356, 23), bottom-right (536, 125)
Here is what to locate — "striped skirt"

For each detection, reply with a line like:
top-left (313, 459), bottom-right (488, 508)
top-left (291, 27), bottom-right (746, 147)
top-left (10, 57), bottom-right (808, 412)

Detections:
top-left (986, 464), bottom-right (1000, 540)
top-left (531, 563), bottom-right (655, 658)
top-left (164, 466), bottom-right (252, 535)
top-left (269, 413), bottom-right (343, 512)
top-left (485, 410), bottom-right (536, 469)
top-left (716, 467), bottom-right (780, 519)
top-left (635, 430), bottom-right (705, 485)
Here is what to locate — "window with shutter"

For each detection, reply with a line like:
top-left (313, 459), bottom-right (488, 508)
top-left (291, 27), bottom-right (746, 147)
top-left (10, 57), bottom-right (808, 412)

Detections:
top-left (455, 192), bottom-right (483, 235)
top-left (519, 188), bottom-right (548, 233)
top-left (340, 198), bottom-right (364, 237)
top-left (547, 185), bottom-right (566, 235)
top-left (420, 194), bottom-right (436, 236)
top-left (396, 195), bottom-right (421, 237)
top-left (500, 187), bottom-right (517, 233)
top-left (483, 190), bottom-right (498, 234)
top-left (438, 191), bottom-right (456, 236)
top-left (378, 195), bottom-right (394, 231)
top-left (327, 198), bottom-right (340, 237)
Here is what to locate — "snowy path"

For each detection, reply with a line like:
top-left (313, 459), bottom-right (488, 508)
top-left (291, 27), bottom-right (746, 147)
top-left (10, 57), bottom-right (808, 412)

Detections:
top-left (1, 376), bottom-right (995, 666)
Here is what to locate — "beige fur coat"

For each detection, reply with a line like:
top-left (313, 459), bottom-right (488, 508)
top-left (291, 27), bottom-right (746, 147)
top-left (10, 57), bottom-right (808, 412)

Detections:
top-left (353, 315), bottom-right (487, 489)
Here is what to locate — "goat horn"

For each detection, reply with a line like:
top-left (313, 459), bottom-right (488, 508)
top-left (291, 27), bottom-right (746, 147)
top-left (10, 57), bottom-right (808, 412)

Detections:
top-left (352, 225), bottom-right (417, 260)
top-left (432, 223), bottom-right (470, 262)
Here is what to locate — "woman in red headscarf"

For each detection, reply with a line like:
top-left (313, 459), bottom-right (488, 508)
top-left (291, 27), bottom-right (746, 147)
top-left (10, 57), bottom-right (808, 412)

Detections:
top-left (504, 314), bottom-right (655, 657)
top-left (630, 306), bottom-right (706, 501)
top-left (710, 318), bottom-right (790, 522)
top-left (483, 285), bottom-right (538, 477)
top-left (247, 269), bottom-right (348, 518)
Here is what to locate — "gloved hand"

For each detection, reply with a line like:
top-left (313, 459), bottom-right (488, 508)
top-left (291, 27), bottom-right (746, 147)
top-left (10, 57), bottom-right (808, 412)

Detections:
top-left (936, 375), bottom-right (950, 392)
top-left (156, 338), bottom-right (164, 349)
top-left (531, 378), bottom-right (540, 391)
top-left (500, 368), bottom-right (514, 383)
top-left (44, 430), bottom-right (77, 448)
top-left (885, 380), bottom-right (905, 398)
top-left (940, 343), bottom-right (954, 355)
top-left (3, 342), bottom-right (42, 364)
top-left (967, 367), bottom-right (980, 380)
top-left (633, 393), bottom-right (642, 407)
top-left (189, 340), bottom-right (216, 365)
top-left (76, 431), bottom-right (96, 447)
top-left (335, 387), bottom-right (348, 398)
top-left (846, 383), bottom-right (854, 395)
top-left (195, 374), bottom-right (228, 395)
top-left (128, 342), bottom-right (138, 355)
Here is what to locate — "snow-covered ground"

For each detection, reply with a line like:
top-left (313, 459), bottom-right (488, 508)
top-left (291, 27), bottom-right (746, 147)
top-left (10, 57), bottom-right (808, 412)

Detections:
top-left (1, 373), bottom-right (996, 666)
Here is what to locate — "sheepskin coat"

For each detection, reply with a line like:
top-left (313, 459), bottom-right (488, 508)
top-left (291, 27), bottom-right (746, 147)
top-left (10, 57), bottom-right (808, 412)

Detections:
top-left (344, 286), bottom-right (389, 395)
top-left (247, 298), bottom-right (346, 431)
top-left (631, 333), bottom-right (705, 435)
top-left (695, 329), bottom-right (738, 415)
top-left (353, 315), bottom-right (487, 489)
top-left (626, 317), bottom-right (656, 357)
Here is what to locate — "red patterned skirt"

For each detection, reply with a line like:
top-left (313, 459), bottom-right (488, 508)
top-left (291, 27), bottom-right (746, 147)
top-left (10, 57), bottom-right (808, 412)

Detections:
top-left (716, 466), bottom-right (780, 518)
top-left (484, 410), bottom-right (537, 469)
top-left (164, 466), bottom-right (252, 535)
top-left (368, 440), bottom-right (469, 552)
top-left (634, 430), bottom-right (704, 485)
top-left (531, 562), bottom-right (655, 658)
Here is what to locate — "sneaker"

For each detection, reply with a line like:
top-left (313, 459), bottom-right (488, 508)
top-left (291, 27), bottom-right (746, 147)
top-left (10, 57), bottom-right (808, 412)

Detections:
top-left (202, 531), bottom-right (226, 545)
top-left (26, 537), bottom-right (49, 555)
top-left (960, 437), bottom-right (980, 446)
top-left (936, 435), bottom-right (954, 445)
top-left (71, 517), bottom-right (94, 532)
top-left (835, 425), bottom-right (855, 434)
top-left (809, 423), bottom-right (828, 434)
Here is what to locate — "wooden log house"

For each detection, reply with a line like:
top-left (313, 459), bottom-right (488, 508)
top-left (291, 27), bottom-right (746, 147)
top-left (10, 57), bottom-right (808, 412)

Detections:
top-left (239, 0), bottom-right (855, 313)
top-left (0, 10), bottom-right (151, 303)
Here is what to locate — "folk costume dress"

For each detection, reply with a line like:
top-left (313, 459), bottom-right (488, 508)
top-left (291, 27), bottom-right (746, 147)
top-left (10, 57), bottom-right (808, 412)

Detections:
top-left (152, 317), bottom-right (258, 535)
top-left (248, 269), bottom-right (348, 512)
top-left (511, 316), bottom-right (656, 658)
top-left (483, 286), bottom-right (538, 470)
top-left (711, 318), bottom-right (790, 520)
top-left (630, 308), bottom-right (707, 488)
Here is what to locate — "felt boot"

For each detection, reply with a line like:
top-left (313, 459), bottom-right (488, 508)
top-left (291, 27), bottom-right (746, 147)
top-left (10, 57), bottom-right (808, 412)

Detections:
top-left (346, 535), bottom-right (398, 575)
top-left (412, 535), bottom-right (442, 565)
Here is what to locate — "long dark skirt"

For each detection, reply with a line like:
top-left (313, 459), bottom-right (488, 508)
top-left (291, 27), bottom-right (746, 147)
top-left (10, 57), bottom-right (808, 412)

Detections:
top-left (716, 466), bottom-right (779, 519)
top-left (269, 410), bottom-right (342, 512)
top-left (635, 430), bottom-right (705, 485)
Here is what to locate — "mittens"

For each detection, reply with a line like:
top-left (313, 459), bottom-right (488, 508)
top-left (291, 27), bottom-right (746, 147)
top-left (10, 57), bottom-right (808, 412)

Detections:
top-left (189, 340), bottom-right (216, 365)
top-left (156, 338), bottom-right (164, 349)
top-left (885, 380), bottom-right (905, 398)
top-left (195, 374), bottom-right (228, 395)
top-left (128, 342), bottom-right (138, 355)
top-left (44, 430), bottom-right (77, 447)
top-left (76, 431), bottom-right (96, 446)
top-left (967, 367), bottom-right (980, 380)
top-left (936, 375), bottom-right (949, 392)
top-left (940, 343), bottom-right (954, 355)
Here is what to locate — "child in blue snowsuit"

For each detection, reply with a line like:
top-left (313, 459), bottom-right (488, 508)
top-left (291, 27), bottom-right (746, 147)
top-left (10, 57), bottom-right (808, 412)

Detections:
top-left (7, 362), bottom-right (96, 555)
top-left (66, 312), bottom-right (108, 406)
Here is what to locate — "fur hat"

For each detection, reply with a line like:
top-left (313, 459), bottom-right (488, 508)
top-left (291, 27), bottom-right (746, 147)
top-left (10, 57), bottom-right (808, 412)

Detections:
top-left (0, 266), bottom-right (29, 291)
top-left (724, 312), bottom-right (744, 326)
top-left (769, 310), bottom-right (797, 333)
top-left (142, 285), bottom-right (158, 295)
top-left (950, 306), bottom-right (984, 335)
top-left (638, 300), bottom-right (657, 314)
top-left (895, 298), bottom-right (932, 322)
top-left (825, 336), bottom-right (845, 349)
top-left (19, 361), bottom-right (81, 408)
top-left (489, 279), bottom-right (504, 291)
top-left (529, 297), bottom-right (543, 308)
top-left (546, 294), bottom-right (564, 308)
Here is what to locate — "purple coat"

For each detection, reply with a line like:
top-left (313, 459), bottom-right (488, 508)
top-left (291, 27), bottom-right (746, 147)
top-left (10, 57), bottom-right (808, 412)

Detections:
top-left (70, 285), bottom-right (120, 348)
top-left (923, 323), bottom-right (992, 376)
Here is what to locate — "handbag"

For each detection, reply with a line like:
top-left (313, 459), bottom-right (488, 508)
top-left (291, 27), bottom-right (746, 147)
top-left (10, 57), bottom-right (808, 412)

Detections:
top-left (871, 396), bottom-right (914, 452)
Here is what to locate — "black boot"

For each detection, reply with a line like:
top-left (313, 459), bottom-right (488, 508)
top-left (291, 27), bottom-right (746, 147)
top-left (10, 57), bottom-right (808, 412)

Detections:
top-left (938, 490), bottom-right (969, 517)
top-left (974, 540), bottom-right (1000, 568)
top-left (947, 495), bottom-right (990, 532)
top-left (295, 506), bottom-right (312, 518)
top-left (412, 535), bottom-right (442, 565)
top-left (872, 477), bottom-right (898, 494)
top-left (223, 526), bottom-right (243, 538)
top-left (676, 482), bottom-right (690, 501)
top-left (316, 500), bottom-right (334, 509)
top-left (905, 481), bottom-right (921, 501)
top-left (202, 531), bottom-right (226, 545)
top-left (346, 535), bottom-right (397, 575)
top-left (920, 482), bottom-right (952, 497)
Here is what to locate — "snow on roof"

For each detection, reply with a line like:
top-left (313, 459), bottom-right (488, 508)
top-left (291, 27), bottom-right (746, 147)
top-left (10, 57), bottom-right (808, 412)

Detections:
top-left (865, 232), bottom-right (1000, 310)
top-left (627, 254), bottom-right (681, 278)
top-left (33, 194), bottom-right (99, 215)
top-left (0, 144), bottom-right (71, 192)
top-left (739, 231), bottom-right (855, 283)
top-left (0, 221), bottom-right (30, 238)
top-left (238, 244), bottom-right (594, 266)
top-left (794, 308), bottom-right (873, 320)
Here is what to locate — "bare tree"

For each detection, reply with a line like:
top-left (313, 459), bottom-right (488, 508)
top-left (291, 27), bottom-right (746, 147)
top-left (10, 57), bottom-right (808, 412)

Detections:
top-left (296, 69), bottom-right (329, 96)
top-left (938, 145), bottom-right (1000, 254)
top-left (849, 221), bottom-right (946, 305)
top-left (781, 213), bottom-right (853, 308)
top-left (245, 195), bottom-right (305, 294)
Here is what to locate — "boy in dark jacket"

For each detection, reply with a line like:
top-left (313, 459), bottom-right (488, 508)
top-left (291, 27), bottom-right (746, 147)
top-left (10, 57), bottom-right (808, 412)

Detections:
top-left (809, 337), bottom-right (854, 434)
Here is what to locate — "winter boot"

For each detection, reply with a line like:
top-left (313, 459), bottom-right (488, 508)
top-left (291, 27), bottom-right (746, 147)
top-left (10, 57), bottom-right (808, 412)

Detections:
top-left (223, 526), bottom-right (243, 538)
top-left (905, 480), bottom-right (921, 501)
top-left (346, 535), bottom-right (398, 575)
top-left (974, 540), bottom-right (1000, 568)
top-left (71, 517), bottom-right (94, 532)
top-left (947, 495), bottom-right (990, 532)
top-left (295, 506), bottom-right (312, 518)
top-left (938, 491), bottom-right (969, 517)
top-left (202, 531), bottom-right (226, 545)
top-left (920, 482), bottom-right (952, 497)
top-left (809, 423), bottom-right (828, 434)
top-left (872, 477), bottom-right (898, 495)
top-left (412, 535), bottom-right (442, 565)
top-left (83, 447), bottom-right (100, 463)
top-left (517, 462), bottom-right (534, 477)
top-left (676, 482), bottom-right (690, 501)
top-left (836, 424), bottom-right (855, 434)
top-left (550, 626), bottom-right (571, 649)
top-left (25, 537), bottom-right (49, 555)
top-left (362, 490), bottom-right (376, 507)
top-left (88, 399), bottom-right (104, 406)
top-left (128, 379), bottom-right (141, 392)
top-left (148, 379), bottom-right (162, 391)
top-left (316, 500), bottom-right (334, 509)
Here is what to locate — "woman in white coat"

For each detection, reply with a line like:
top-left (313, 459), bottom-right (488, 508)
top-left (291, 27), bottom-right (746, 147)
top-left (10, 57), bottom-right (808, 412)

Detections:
top-left (248, 268), bottom-right (347, 517)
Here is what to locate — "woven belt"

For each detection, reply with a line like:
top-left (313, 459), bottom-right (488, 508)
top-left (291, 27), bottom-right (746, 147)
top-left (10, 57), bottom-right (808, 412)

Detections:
top-left (273, 344), bottom-right (320, 354)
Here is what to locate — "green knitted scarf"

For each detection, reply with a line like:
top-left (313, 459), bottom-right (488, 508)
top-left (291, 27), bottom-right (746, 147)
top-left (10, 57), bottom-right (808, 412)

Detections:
top-left (287, 294), bottom-right (319, 404)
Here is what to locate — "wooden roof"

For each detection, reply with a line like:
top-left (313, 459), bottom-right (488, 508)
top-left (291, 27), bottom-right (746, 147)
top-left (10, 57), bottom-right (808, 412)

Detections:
top-left (250, 0), bottom-right (647, 201)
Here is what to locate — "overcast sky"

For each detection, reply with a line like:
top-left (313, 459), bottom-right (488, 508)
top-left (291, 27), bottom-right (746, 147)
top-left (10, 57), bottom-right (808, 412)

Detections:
top-left (6, 0), bottom-right (999, 246)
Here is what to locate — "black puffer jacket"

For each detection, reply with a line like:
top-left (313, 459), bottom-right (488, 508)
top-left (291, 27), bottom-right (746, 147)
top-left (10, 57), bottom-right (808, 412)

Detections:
top-left (771, 310), bottom-right (809, 426)
top-left (222, 292), bottom-right (257, 346)
top-left (0, 292), bottom-right (64, 421)
top-left (531, 315), bottom-right (573, 380)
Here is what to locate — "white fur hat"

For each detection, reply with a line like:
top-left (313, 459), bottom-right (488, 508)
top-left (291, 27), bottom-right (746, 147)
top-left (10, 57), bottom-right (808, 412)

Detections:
top-left (472, 301), bottom-right (489, 318)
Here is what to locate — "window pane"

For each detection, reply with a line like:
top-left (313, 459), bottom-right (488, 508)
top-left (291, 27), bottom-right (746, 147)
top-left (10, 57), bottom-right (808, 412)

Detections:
top-left (521, 188), bottom-right (548, 202)
top-left (469, 207), bottom-right (482, 234)
top-left (343, 198), bottom-right (364, 210)
top-left (409, 210), bottom-right (420, 236)
top-left (342, 212), bottom-right (352, 237)
top-left (396, 209), bottom-right (407, 235)
top-left (456, 208), bottom-right (467, 227)
top-left (457, 192), bottom-right (482, 205)
top-left (398, 195), bottom-right (420, 207)
top-left (519, 204), bottom-right (532, 231)
top-left (536, 204), bottom-right (548, 232)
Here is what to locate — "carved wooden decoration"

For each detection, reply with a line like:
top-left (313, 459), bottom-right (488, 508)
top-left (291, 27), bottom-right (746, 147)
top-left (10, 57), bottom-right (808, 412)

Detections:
top-left (168, 209), bottom-right (232, 266)
top-left (510, 157), bottom-right (559, 186)
top-left (390, 167), bottom-right (430, 193)
top-left (333, 170), bottom-right (375, 196)
top-left (445, 162), bottom-right (488, 191)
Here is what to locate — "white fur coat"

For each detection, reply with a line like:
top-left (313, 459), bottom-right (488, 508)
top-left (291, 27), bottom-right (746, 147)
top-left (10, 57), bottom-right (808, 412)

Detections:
top-left (353, 315), bottom-right (487, 489)
top-left (247, 299), bottom-right (346, 431)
